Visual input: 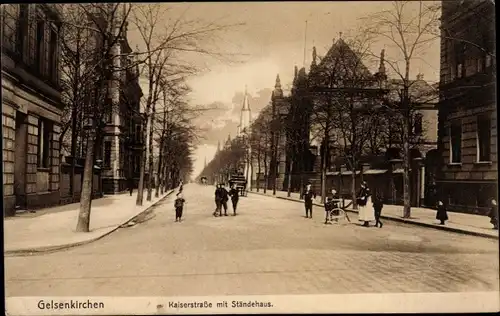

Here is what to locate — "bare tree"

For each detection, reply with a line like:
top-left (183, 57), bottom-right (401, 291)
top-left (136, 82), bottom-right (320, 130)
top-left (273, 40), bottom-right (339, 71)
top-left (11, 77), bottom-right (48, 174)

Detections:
top-left (361, 0), bottom-right (440, 217)
top-left (130, 3), bottom-right (244, 205)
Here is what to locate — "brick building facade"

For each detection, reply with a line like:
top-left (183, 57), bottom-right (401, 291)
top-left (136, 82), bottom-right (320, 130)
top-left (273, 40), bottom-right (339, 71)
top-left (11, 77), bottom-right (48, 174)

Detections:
top-left (436, 0), bottom-right (497, 214)
top-left (2, 4), bottom-right (63, 216)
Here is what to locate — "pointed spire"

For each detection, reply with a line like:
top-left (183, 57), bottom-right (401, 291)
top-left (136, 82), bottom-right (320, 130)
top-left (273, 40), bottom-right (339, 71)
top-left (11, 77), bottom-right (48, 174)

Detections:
top-left (339, 31), bottom-right (342, 39)
top-left (242, 85), bottom-right (250, 111)
top-left (217, 140), bottom-right (221, 152)
top-left (275, 74), bottom-right (281, 89)
top-left (312, 46), bottom-right (317, 67)
top-left (272, 74), bottom-right (283, 99)
top-left (294, 66), bottom-right (298, 80)
top-left (378, 49), bottom-right (386, 74)
top-left (204, 157), bottom-right (207, 168)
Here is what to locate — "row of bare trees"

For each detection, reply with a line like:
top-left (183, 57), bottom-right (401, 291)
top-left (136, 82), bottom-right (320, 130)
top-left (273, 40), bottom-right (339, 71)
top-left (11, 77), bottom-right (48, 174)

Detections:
top-left (54, 3), bottom-right (240, 232)
top-left (201, 1), bottom-right (441, 218)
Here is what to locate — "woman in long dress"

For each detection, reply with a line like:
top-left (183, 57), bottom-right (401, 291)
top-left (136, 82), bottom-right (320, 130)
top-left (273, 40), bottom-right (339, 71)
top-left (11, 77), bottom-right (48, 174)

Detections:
top-left (357, 181), bottom-right (375, 227)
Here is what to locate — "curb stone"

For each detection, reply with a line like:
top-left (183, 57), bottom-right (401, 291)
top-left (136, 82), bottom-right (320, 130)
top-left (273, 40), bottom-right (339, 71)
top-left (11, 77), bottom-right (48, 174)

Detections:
top-left (250, 191), bottom-right (498, 240)
top-left (5, 190), bottom-right (176, 256)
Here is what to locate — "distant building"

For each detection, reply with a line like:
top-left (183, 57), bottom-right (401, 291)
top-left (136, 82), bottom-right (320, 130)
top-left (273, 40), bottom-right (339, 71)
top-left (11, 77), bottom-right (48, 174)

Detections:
top-left (436, 0), bottom-right (496, 214)
top-left (2, 4), bottom-right (64, 216)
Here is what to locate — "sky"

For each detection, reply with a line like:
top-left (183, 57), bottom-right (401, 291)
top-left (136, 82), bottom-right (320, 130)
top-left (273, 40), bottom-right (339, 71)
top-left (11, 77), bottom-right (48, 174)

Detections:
top-left (127, 2), bottom-right (441, 179)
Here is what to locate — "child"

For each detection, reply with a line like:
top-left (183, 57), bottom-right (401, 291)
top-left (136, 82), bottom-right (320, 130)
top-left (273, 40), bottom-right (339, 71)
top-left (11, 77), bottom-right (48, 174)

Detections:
top-left (436, 200), bottom-right (448, 225)
top-left (372, 194), bottom-right (384, 228)
top-left (174, 192), bottom-right (186, 222)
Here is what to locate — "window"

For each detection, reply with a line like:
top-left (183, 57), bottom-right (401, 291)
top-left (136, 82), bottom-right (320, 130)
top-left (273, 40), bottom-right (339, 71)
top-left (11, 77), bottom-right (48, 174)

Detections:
top-left (27, 14), bottom-right (36, 66)
top-left (136, 125), bottom-right (142, 143)
top-left (35, 19), bottom-right (44, 74)
top-left (17, 4), bottom-right (29, 56)
top-left (477, 57), bottom-right (484, 73)
top-left (485, 54), bottom-right (492, 68)
top-left (103, 98), bottom-right (113, 123)
top-left (414, 113), bottom-right (423, 136)
top-left (449, 121), bottom-right (462, 164)
top-left (2, 4), bottom-right (19, 51)
top-left (103, 141), bottom-right (112, 169)
top-left (37, 119), bottom-right (52, 168)
top-left (477, 114), bottom-right (491, 162)
top-left (455, 44), bottom-right (466, 79)
top-left (48, 27), bottom-right (57, 81)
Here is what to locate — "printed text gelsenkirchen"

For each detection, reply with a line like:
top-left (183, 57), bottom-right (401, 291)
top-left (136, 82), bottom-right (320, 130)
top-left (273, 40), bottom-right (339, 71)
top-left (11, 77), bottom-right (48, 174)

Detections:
top-left (38, 300), bottom-right (105, 310)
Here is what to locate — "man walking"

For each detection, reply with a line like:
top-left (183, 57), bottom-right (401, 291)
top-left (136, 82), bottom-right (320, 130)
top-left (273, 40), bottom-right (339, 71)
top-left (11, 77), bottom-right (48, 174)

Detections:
top-left (229, 184), bottom-right (239, 216)
top-left (302, 183), bottom-right (316, 219)
top-left (214, 184), bottom-right (229, 217)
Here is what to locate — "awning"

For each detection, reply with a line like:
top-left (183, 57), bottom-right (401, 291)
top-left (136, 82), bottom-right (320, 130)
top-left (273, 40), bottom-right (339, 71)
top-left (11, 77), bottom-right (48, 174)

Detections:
top-left (326, 171), bottom-right (340, 176)
top-left (364, 169), bottom-right (388, 175)
top-left (392, 168), bottom-right (404, 173)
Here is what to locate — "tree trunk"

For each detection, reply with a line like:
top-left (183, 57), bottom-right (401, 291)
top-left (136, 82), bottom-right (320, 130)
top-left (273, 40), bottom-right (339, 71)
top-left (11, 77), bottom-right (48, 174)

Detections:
top-left (69, 105), bottom-right (78, 199)
top-left (351, 166), bottom-right (357, 210)
top-left (287, 159), bottom-right (293, 197)
top-left (321, 138), bottom-right (328, 204)
top-left (402, 66), bottom-right (412, 218)
top-left (136, 142), bottom-right (146, 206)
top-left (402, 108), bottom-right (411, 218)
top-left (263, 150), bottom-right (268, 194)
top-left (155, 148), bottom-right (163, 198)
top-left (147, 109), bottom-right (155, 201)
top-left (76, 131), bottom-right (95, 232)
top-left (256, 154), bottom-right (261, 192)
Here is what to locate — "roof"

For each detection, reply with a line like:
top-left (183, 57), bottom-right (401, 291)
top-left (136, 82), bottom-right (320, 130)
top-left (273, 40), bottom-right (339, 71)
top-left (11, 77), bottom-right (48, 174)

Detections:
top-left (310, 38), bottom-right (373, 85)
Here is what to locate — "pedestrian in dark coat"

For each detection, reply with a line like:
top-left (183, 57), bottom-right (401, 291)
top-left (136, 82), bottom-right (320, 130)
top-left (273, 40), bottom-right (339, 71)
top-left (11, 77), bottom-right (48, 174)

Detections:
top-left (436, 201), bottom-right (448, 225)
top-left (488, 199), bottom-right (498, 230)
top-left (372, 193), bottom-right (384, 228)
top-left (302, 183), bottom-right (316, 219)
top-left (174, 192), bottom-right (186, 222)
top-left (229, 184), bottom-right (239, 216)
top-left (128, 178), bottom-right (134, 196)
top-left (214, 184), bottom-right (229, 217)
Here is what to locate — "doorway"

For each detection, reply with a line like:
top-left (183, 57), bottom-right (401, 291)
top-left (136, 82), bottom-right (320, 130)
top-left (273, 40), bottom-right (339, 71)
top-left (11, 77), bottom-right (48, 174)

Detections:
top-left (14, 111), bottom-right (28, 209)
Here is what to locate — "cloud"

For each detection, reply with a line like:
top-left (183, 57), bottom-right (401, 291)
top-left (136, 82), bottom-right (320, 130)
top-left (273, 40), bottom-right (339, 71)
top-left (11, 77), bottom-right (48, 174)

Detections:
top-left (193, 88), bottom-right (273, 146)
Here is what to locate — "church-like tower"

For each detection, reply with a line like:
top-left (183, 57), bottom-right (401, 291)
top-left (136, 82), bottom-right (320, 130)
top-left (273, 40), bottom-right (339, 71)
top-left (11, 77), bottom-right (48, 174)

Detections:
top-left (237, 86), bottom-right (252, 136)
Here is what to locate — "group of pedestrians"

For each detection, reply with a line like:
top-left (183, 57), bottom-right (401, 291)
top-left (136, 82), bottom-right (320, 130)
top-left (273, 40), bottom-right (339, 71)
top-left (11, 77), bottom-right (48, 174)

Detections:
top-left (301, 181), bottom-right (499, 230)
top-left (213, 183), bottom-right (240, 217)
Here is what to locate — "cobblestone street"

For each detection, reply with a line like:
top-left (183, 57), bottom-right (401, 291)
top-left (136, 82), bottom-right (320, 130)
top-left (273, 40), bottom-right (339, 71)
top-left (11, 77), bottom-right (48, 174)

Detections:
top-left (5, 184), bottom-right (499, 297)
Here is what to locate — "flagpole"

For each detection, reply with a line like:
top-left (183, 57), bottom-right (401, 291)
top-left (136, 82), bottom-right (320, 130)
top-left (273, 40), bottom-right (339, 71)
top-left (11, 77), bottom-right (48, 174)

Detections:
top-left (303, 20), bottom-right (308, 67)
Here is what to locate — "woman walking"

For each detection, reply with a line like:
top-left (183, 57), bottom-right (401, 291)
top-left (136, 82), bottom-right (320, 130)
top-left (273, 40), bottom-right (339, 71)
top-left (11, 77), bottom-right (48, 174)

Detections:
top-left (436, 201), bottom-right (448, 225)
top-left (357, 181), bottom-right (374, 227)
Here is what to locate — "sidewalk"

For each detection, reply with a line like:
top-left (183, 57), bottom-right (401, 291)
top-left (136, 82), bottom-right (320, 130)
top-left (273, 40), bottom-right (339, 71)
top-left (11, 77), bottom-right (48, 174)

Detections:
top-left (4, 189), bottom-right (176, 255)
top-left (249, 189), bottom-right (499, 239)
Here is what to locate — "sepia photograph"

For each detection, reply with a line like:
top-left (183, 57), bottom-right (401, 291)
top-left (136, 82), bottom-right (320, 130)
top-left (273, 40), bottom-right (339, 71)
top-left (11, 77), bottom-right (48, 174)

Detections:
top-left (2, 1), bottom-right (498, 314)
